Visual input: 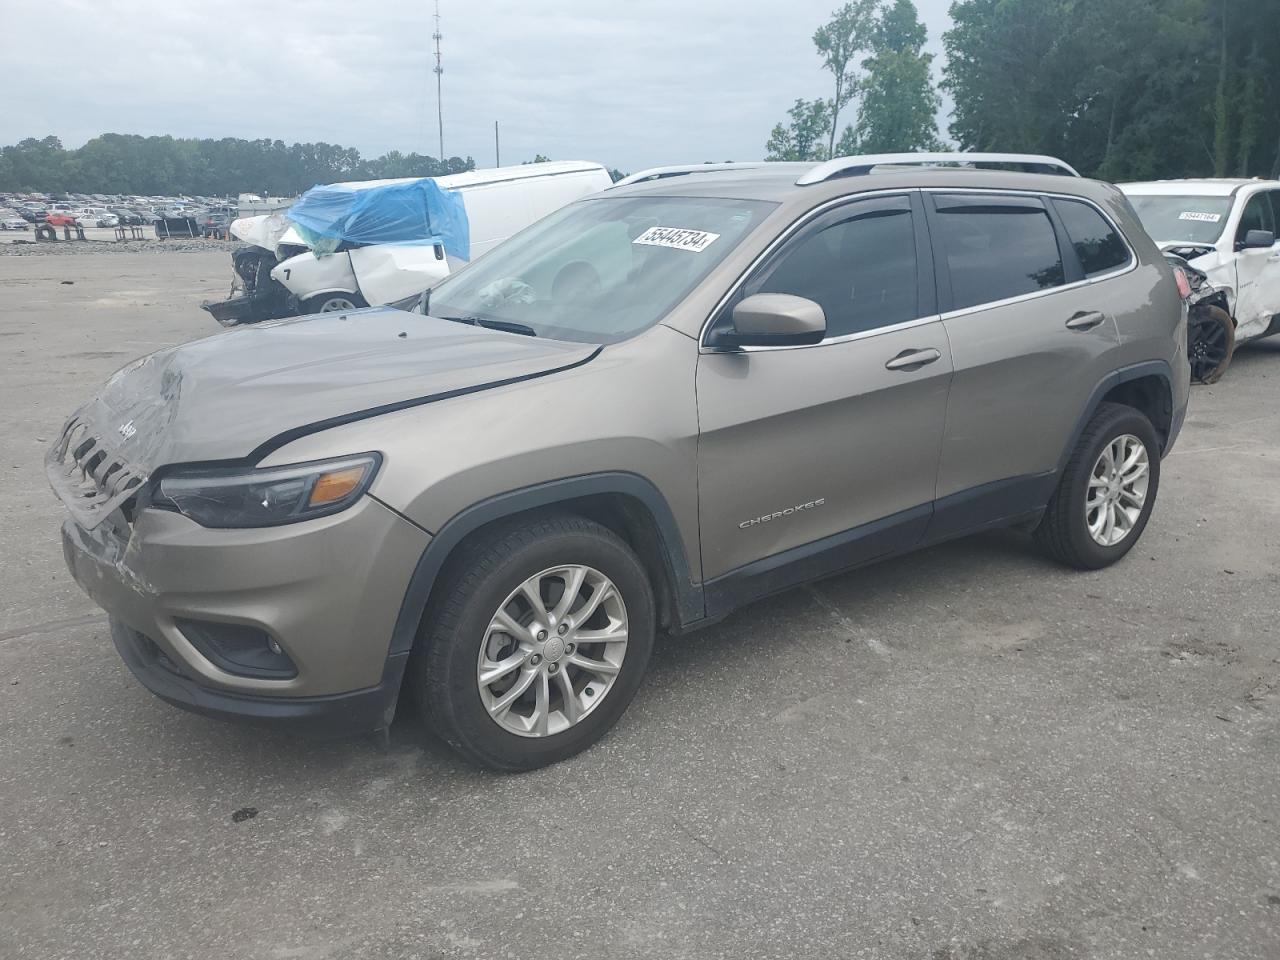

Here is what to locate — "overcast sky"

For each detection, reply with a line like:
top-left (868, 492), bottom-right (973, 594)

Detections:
top-left (6, 0), bottom-right (955, 173)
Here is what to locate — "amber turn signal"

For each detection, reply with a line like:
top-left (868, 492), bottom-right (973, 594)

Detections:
top-left (309, 465), bottom-right (369, 506)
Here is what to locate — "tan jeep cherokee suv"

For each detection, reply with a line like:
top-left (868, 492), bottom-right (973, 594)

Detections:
top-left (49, 153), bottom-right (1191, 769)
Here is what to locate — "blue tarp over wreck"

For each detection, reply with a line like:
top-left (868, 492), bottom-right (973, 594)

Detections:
top-left (286, 178), bottom-right (470, 260)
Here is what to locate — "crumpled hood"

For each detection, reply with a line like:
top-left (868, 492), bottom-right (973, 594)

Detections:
top-left (61, 307), bottom-right (598, 476)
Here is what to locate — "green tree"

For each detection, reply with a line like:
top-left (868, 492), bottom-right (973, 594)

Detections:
top-left (813, 0), bottom-right (878, 159)
top-left (0, 133), bottom-right (477, 195)
top-left (1, 136), bottom-right (69, 191)
top-left (838, 0), bottom-right (943, 154)
top-left (943, 0), bottom-right (1280, 181)
top-left (943, 0), bottom-right (1077, 157)
top-left (765, 98), bottom-right (833, 161)
top-left (1211, 0), bottom-right (1231, 176)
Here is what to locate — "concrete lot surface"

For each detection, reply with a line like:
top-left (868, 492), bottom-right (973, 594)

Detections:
top-left (2, 251), bottom-right (1279, 960)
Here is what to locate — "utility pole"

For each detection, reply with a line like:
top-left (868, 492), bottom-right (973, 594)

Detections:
top-left (494, 121), bottom-right (500, 167)
top-left (432, 0), bottom-right (444, 160)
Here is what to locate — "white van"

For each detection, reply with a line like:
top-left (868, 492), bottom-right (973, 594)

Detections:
top-left (270, 161), bottom-right (614, 313)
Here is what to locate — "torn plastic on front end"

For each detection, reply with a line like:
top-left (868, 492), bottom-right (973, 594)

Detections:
top-left (44, 351), bottom-right (183, 530)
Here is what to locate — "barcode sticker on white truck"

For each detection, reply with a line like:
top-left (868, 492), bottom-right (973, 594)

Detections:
top-left (632, 227), bottom-right (721, 252)
top-left (1178, 211), bottom-right (1222, 222)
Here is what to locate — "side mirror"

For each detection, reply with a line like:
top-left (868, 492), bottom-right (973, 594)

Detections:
top-left (712, 293), bottom-right (826, 349)
top-left (1240, 228), bottom-right (1275, 250)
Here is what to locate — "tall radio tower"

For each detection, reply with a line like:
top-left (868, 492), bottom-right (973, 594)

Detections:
top-left (432, 0), bottom-right (444, 160)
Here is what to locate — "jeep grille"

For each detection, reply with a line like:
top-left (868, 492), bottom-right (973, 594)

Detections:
top-left (45, 415), bottom-right (147, 530)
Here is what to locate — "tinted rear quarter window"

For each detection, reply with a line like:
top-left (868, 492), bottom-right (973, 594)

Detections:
top-left (1050, 198), bottom-right (1131, 277)
top-left (933, 197), bottom-right (1065, 310)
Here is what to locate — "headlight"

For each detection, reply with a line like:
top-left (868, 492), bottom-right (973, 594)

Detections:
top-left (153, 453), bottom-right (381, 528)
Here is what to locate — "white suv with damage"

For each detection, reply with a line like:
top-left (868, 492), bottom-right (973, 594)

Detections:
top-left (1121, 179), bottom-right (1280, 378)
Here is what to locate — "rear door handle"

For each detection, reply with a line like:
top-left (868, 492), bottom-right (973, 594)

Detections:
top-left (1065, 310), bottom-right (1107, 331)
top-left (884, 347), bottom-right (942, 371)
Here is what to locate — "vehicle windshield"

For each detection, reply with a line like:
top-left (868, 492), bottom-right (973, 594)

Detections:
top-left (424, 195), bottom-right (777, 343)
top-left (1125, 194), bottom-right (1232, 244)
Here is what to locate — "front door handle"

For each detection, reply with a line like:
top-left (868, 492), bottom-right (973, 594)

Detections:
top-left (1066, 310), bottom-right (1107, 331)
top-left (884, 347), bottom-right (942, 371)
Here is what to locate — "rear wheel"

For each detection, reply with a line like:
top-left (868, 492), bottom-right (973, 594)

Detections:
top-left (1188, 304), bottom-right (1234, 384)
top-left (1034, 402), bottom-right (1161, 570)
top-left (302, 292), bottom-right (366, 314)
top-left (411, 515), bottom-right (655, 770)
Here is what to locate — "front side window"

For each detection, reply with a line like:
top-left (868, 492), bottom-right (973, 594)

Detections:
top-left (1051, 198), bottom-right (1131, 277)
top-left (933, 196), bottom-right (1065, 311)
top-left (1125, 194), bottom-right (1232, 244)
top-left (747, 195), bottom-right (920, 338)
top-left (425, 195), bottom-right (776, 344)
top-left (1236, 192), bottom-right (1276, 244)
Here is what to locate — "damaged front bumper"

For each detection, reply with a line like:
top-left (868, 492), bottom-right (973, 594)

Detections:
top-left (201, 245), bottom-right (296, 326)
top-left (58, 497), bottom-right (430, 734)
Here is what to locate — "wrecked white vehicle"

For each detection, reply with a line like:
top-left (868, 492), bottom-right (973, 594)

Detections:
top-left (202, 161), bottom-right (613, 325)
top-left (1120, 179), bottom-right (1280, 381)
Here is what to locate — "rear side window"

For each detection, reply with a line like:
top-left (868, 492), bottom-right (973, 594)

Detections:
top-left (933, 196), bottom-right (1064, 311)
top-left (1050, 198), bottom-right (1131, 277)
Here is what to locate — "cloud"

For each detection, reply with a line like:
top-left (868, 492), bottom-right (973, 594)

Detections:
top-left (4, 0), bottom-right (955, 172)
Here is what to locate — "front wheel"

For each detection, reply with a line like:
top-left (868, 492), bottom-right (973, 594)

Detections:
top-left (411, 515), bottom-right (656, 770)
top-left (1034, 402), bottom-right (1161, 570)
top-left (302, 292), bottom-right (366, 314)
top-left (1188, 304), bottom-right (1234, 384)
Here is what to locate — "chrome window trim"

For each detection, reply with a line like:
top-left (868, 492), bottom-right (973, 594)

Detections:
top-left (731, 313), bottom-right (944, 353)
top-left (699, 186), bottom-right (1139, 352)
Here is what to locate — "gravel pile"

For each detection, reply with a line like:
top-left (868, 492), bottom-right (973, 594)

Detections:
top-left (0, 238), bottom-right (242, 256)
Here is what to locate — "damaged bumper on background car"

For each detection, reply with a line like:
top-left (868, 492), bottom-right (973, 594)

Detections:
top-left (201, 244), bottom-right (296, 326)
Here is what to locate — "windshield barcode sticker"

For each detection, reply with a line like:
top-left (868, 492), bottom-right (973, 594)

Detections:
top-left (1178, 211), bottom-right (1222, 222)
top-left (633, 227), bottom-right (720, 252)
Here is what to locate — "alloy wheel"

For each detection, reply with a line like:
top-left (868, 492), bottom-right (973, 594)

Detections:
top-left (1086, 434), bottom-right (1150, 547)
top-left (476, 565), bottom-right (629, 737)
top-left (1189, 312), bottom-right (1229, 381)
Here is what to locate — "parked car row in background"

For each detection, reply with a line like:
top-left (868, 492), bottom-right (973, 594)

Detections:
top-left (0, 189), bottom-right (239, 236)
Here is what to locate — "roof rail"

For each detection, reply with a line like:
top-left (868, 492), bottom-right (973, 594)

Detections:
top-left (796, 152), bottom-right (1081, 185)
top-left (612, 162), bottom-right (771, 187)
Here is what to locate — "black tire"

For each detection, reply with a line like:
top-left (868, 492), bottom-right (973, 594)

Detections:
top-left (1188, 304), bottom-right (1234, 384)
top-left (411, 515), bottom-right (656, 771)
top-left (302, 292), bottom-right (366, 314)
top-left (1034, 402), bottom-right (1161, 570)
top-left (35, 224), bottom-right (56, 241)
